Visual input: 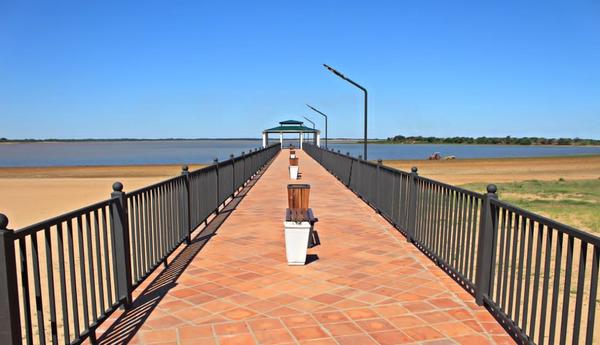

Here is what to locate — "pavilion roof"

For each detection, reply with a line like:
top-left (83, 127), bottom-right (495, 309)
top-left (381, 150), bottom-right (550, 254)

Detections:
top-left (279, 119), bottom-right (304, 125)
top-left (263, 125), bottom-right (319, 133)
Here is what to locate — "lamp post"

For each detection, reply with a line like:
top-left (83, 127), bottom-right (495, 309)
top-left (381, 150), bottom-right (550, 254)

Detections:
top-left (302, 116), bottom-right (315, 129)
top-left (323, 64), bottom-right (368, 160)
top-left (306, 104), bottom-right (328, 149)
top-left (302, 116), bottom-right (316, 145)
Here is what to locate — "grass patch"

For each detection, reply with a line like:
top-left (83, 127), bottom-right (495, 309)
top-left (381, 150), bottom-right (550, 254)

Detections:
top-left (460, 179), bottom-right (600, 234)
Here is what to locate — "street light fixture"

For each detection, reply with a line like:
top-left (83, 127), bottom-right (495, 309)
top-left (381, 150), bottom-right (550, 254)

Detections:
top-left (323, 64), bottom-right (368, 159)
top-left (302, 116), bottom-right (316, 144)
top-left (306, 104), bottom-right (328, 149)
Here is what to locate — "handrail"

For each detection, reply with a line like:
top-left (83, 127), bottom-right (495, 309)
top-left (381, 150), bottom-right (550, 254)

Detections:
top-left (0, 143), bottom-right (281, 345)
top-left (303, 143), bottom-right (599, 345)
top-left (491, 198), bottom-right (600, 246)
top-left (13, 198), bottom-right (115, 238)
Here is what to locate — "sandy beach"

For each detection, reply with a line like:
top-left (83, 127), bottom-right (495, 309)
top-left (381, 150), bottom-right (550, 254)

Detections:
top-left (0, 164), bottom-right (204, 229)
top-left (1, 155), bottom-right (599, 229)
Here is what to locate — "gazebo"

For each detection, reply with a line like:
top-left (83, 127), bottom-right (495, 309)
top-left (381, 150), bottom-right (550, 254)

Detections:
top-left (262, 120), bottom-right (321, 149)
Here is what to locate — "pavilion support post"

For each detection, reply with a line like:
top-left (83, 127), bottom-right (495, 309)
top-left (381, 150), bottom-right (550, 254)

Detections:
top-left (316, 133), bottom-right (321, 147)
top-left (262, 133), bottom-right (267, 148)
top-left (280, 132), bottom-right (283, 149)
top-left (299, 132), bottom-right (303, 150)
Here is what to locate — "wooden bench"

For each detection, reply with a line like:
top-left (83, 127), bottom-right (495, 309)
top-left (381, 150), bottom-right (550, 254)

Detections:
top-left (286, 208), bottom-right (317, 224)
top-left (286, 208), bottom-right (319, 248)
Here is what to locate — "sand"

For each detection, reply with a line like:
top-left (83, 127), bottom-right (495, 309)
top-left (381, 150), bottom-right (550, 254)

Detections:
top-left (383, 155), bottom-right (600, 185)
top-left (0, 164), bottom-right (204, 229)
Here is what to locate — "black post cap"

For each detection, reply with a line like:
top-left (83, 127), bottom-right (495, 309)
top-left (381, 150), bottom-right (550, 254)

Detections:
top-left (230, 154), bottom-right (234, 158)
top-left (112, 181), bottom-right (123, 192)
top-left (411, 167), bottom-right (418, 173)
top-left (0, 213), bottom-right (8, 229)
top-left (487, 184), bottom-right (498, 194)
top-left (181, 165), bottom-right (189, 172)
top-left (377, 159), bottom-right (383, 165)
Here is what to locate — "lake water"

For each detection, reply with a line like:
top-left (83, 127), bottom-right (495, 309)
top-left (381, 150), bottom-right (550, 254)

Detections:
top-left (0, 140), bottom-right (599, 167)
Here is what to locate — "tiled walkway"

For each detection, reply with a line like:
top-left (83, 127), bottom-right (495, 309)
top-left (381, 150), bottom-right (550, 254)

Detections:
top-left (99, 150), bottom-right (515, 345)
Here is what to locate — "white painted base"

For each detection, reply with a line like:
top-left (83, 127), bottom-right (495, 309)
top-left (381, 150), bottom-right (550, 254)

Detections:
top-left (284, 221), bottom-right (311, 265)
top-left (289, 166), bottom-right (298, 179)
top-left (290, 154), bottom-right (296, 159)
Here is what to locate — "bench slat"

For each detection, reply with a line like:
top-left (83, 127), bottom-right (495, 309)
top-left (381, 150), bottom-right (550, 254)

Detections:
top-left (286, 208), bottom-right (317, 223)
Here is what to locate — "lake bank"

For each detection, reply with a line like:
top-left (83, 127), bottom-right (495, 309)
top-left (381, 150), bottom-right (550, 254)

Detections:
top-left (1, 155), bottom-right (599, 229)
top-left (383, 154), bottom-right (600, 185)
top-left (0, 164), bottom-right (205, 228)
top-left (328, 142), bottom-right (600, 160)
top-left (0, 163), bottom-right (205, 178)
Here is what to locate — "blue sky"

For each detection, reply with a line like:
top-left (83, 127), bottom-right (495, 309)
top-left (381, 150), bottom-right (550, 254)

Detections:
top-left (1, 1), bottom-right (599, 139)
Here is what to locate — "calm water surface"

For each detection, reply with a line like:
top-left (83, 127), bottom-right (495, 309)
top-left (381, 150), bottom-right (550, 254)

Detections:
top-left (0, 140), bottom-right (263, 167)
top-left (0, 140), bottom-right (599, 167)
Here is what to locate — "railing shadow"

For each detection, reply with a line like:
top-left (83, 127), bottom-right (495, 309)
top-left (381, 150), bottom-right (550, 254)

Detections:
top-left (97, 164), bottom-right (271, 345)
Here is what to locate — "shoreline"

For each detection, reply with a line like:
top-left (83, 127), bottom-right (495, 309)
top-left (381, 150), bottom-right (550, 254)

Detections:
top-left (3, 139), bottom-right (599, 147)
top-left (354, 141), bottom-right (600, 147)
top-left (1, 153), bottom-right (599, 170)
top-left (0, 155), bottom-right (598, 229)
top-left (383, 155), bottom-right (600, 185)
top-left (0, 163), bottom-right (206, 178)
top-left (383, 153), bottom-right (600, 163)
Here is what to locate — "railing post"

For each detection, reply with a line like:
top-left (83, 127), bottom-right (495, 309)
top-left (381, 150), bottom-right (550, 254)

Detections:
top-left (475, 184), bottom-right (498, 305)
top-left (110, 182), bottom-right (133, 307)
top-left (230, 154), bottom-right (235, 196)
top-left (407, 167), bottom-right (418, 243)
top-left (181, 166), bottom-right (191, 244)
top-left (0, 214), bottom-right (21, 345)
top-left (376, 159), bottom-right (383, 211)
top-left (347, 152), bottom-right (353, 187)
top-left (241, 151), bottom-right (246, 186)
top-left (214, 158), bottom-right (220, 214)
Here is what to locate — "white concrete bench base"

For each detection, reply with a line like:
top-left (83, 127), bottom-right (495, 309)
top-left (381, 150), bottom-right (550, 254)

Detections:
top-left (283, 221), bottom-right (311, 265)
top-left (289, 166), bottom-right (299, 179)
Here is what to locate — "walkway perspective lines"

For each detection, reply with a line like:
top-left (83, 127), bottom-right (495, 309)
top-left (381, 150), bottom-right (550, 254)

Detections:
top-left (97, 150), bottom-right (515, 345)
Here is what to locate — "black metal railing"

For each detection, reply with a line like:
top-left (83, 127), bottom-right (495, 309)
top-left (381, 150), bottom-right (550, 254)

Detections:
top-left (0, 144), bottom-right (280, 345)
top-left (304, 144), bottom-right (599, 345)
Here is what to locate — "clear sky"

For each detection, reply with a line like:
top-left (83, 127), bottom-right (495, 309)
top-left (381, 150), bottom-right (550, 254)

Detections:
top-left (1, 1), bottom-right (599, 139)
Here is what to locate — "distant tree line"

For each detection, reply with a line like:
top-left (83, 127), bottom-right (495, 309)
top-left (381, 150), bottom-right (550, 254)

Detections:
top-left (381, 135), bottom-right (600, 146)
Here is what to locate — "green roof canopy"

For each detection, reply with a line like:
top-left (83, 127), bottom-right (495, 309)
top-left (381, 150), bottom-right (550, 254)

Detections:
top-left (279, 120), bottom-right (303, 125)
top-left (263, 119), bottom-right (319, 133)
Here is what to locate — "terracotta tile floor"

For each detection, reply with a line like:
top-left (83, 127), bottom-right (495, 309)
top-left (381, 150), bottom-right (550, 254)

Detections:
top-left (97, 150), bottom-right (515, 345)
